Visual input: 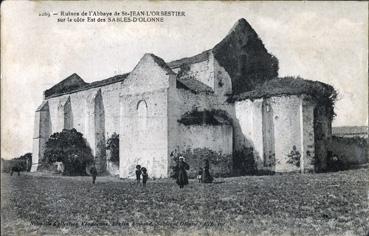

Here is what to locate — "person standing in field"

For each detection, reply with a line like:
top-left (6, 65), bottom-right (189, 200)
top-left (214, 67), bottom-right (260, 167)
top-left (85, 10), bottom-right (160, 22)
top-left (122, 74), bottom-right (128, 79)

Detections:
top-left (141, 167), bottom-right (148, 187)
top-left (175, 156), bottom-right (190, 188)
top-left (197, 167), bottom-right (203, 183)
top-left (135, 165), bottom-right (142, 184)
top-left (90, 165), bottom-right (98, 184)
top-left (201, 159), bottom-right (213, 183)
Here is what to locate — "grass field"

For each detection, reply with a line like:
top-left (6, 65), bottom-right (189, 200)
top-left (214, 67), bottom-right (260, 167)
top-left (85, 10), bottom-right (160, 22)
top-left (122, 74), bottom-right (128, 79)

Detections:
top-left (1, 169), bottom-right (368, 235)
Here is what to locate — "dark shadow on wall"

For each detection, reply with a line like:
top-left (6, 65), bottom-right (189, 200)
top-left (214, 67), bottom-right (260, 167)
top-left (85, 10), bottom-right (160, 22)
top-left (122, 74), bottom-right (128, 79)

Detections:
top-left (229, 104), bottom-right (270, 176)
top-left (261, 99), bottom-right (276, 172)
top-left (313, 105), bottom-right (330, 172)
top-left (39, 101), bottom-right (53, 164)
top-left (94, 89), bottom-right (106, 173)
top-left (64, 97), bottom-right (73, 130)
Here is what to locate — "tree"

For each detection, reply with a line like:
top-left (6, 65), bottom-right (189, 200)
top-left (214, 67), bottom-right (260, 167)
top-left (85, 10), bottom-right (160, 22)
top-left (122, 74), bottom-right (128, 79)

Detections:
top-left (17, 152), bottom-right (32, 171)
top-left (106, 133), bottom-right (119, 165)
top-left (44, 128), bottom-right (94, 176)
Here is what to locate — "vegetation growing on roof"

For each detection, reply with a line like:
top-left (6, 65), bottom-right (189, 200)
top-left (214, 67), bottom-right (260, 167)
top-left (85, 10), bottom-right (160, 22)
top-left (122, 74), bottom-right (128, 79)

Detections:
top-left (177, 63), bottom-right (191, 78)
top-left (178, 109), bottom-right (232, 126)
top-left (212, 19), bottom-right (279, 94)
top-left (229, 76), bottom-right (338, 120)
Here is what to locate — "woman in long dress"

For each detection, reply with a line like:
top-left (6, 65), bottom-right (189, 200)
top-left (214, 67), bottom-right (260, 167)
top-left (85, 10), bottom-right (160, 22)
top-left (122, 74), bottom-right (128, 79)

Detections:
top-left (175, 156), bottom-right (190, 188)
top-left (201, 159), bottom-right (213, 183)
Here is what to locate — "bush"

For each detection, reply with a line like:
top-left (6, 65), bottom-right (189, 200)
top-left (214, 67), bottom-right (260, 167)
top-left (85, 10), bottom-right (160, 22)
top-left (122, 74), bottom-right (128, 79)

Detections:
top-left (44, 129), bottom-right (94, 176)
top-left (106, 133), bottom-right (119, 165)
top-left (18, 153), bottom-right (32, 171)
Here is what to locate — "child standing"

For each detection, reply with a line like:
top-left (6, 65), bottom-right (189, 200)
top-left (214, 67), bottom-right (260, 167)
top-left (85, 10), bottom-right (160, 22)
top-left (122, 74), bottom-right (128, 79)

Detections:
top-left (135, 165), bottom-right (142, 184)
top-left (141, 167), bottom-right (148, 187)
top-left (197, 168), bottom-right (203, 183)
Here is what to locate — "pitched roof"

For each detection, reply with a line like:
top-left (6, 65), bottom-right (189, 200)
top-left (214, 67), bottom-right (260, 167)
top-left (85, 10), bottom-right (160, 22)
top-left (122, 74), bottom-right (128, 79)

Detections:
top-left (144, 53), bottom-right (175, 75)
top-left (44, 73), bottom-right (87, 98)
top-left (176, 76), bottom-right (213, 94)
top-left (45, 53), bottom-right (174, 98)
top-left (167, 50), bottom-right (211, 69)
top-left (88, 73), bottom-right (129, 88)
top-left (45, 73), bottom-right (129, 98)
top-left (178, 109), bottom-right (232, 126)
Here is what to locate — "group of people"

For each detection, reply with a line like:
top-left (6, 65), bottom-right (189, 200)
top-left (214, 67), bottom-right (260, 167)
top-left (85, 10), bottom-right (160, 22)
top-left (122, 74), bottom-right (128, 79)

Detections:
top-left (174, 156), bottom-right (213, 188)
top-left (89, 156), bottom-right (214, 188)
top-left (135, 165), bottom-right (149, 187)
top-left (197, 159), bottom-right (214, 183)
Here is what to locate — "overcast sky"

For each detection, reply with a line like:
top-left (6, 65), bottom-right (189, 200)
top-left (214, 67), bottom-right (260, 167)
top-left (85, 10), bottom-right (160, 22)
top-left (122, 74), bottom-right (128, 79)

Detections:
top-left (1, 1), bottom-right (368, 159)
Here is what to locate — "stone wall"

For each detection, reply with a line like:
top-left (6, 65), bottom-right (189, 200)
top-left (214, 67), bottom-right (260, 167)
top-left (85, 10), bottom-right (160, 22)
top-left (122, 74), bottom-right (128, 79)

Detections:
top-left (171, 53), bottom-right (215, 90)
top-left (119, 54), bottom-right (176, 178)
top-left (168, 61), bottom-right (234, 177)
top-left (270, 96), bottom-right (302, 172)
top-left (213, 54), bottom-right (233, 97)
top-left (234, 95), bottom-right (319, 173)
top-left (120, 89), bottom-right (169, 178)
top-left (175, 124), bottom-right (233, 178)
top-left (233, 99), bottom-right (263, 171)
top-left (302, 97), bottom-right (316, 171)
top-left (31, 101), bottom-right (51, 171)
top-left (35, 80), bottom-right (122, 172)
top-left (313, 104), bottom-right (332, 171)
top-left (328, 136), bottom-right (368, 167)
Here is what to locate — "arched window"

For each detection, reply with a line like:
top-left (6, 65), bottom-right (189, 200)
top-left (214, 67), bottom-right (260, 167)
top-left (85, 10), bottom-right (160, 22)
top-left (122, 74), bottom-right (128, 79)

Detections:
top-left (137, 100), bottom-right (147, 130)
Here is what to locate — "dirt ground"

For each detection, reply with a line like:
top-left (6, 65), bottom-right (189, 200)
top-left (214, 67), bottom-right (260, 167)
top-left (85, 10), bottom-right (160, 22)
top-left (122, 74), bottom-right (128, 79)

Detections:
top-left (1, 169), bottom-right (368, 235)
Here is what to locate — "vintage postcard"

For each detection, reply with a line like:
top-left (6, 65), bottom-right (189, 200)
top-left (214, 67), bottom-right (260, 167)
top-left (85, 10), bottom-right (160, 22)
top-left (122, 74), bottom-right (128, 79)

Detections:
top-left (1, 1), bottom-right (368, 235)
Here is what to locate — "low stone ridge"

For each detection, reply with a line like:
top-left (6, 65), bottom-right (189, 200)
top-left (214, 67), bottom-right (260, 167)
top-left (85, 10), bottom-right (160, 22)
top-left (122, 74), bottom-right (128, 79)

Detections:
top-left (332, 126), bottom-right (368, 136)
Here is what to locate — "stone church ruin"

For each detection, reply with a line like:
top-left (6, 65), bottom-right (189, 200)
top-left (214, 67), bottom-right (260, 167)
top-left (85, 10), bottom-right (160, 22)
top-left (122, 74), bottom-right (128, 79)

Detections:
top-left (32, 19), bottom-right (336, 178)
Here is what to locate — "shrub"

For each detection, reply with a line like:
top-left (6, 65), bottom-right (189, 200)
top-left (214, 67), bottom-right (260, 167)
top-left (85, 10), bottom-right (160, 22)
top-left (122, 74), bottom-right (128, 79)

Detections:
top-left (44, 128), bottom-right (94, 176)
top-left (106, 133), bottom-right (119, 165)
top-left (17, 153), bottom-right (32, 171)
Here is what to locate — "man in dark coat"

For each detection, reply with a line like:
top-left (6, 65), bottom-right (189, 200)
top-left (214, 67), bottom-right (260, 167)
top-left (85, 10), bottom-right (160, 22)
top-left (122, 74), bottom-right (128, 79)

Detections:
top-left (175, 156), bottom-right (190, 188)
top-left (141, 167), bottom-right (148, 187)
top-left (90, 165), bottom-right (98, 184)
top-left (135, 165), bottom-right (142, 184)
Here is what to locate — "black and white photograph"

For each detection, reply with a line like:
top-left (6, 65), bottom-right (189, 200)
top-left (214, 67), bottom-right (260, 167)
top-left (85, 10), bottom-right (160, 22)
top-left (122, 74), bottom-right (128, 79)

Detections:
top-left (1, 1), bottom-right (368, 235)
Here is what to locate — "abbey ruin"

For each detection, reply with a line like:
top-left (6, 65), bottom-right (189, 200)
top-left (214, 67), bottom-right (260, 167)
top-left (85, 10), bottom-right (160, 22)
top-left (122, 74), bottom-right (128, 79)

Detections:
top-left (32, 19), bottom-right (336, 178)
